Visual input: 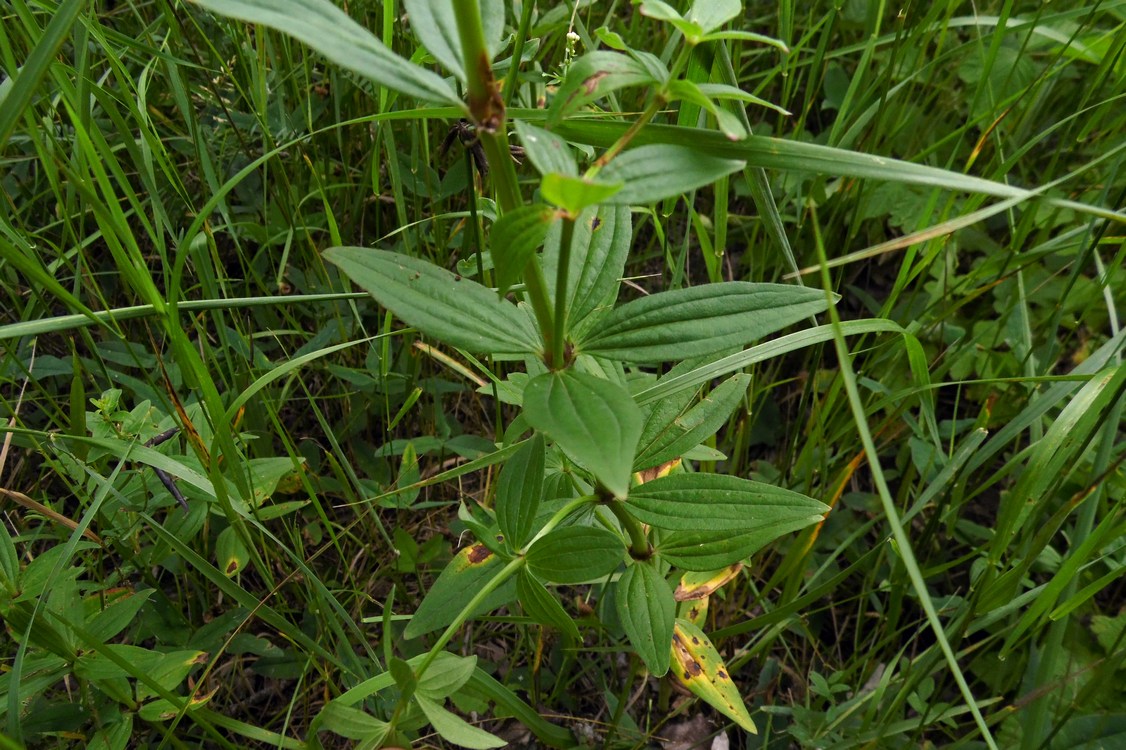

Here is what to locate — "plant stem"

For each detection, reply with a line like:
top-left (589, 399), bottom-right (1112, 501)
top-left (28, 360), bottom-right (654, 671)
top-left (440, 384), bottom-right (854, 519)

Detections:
top-left (523, 494), bottom-right (599, 550)
top-left (606, 500), bottom-right (651, 559)
top-left (552, 216), bottom-right (575, 367)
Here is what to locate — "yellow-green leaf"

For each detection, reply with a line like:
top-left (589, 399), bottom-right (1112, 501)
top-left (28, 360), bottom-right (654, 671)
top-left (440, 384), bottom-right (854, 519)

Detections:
top-left (670, 619), bottom-right (756, 733)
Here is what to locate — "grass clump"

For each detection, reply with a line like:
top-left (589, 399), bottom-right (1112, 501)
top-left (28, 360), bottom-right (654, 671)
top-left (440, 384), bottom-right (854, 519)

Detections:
top-left (1, 1), bottom-right (1124, 748)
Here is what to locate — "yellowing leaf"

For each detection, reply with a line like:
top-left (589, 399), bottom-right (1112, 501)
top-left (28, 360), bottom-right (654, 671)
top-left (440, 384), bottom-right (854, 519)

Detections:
top-left (675, 564), bottom-right (743, 601)
top-left (670, 619), bottom-right (756, 734)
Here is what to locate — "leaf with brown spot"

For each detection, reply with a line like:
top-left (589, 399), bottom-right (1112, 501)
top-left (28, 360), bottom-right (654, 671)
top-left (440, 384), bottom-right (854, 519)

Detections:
top-left (675, 564), bottom-right (743, 601)
top-left (404, 542), bottom-right (517, 639)
top-left (670, 619), bottom-right (756, 734)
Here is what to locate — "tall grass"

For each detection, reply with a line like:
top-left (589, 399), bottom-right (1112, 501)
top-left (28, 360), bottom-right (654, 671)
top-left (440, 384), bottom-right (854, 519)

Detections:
top-left (1, 1), bottom-right (1123, 748)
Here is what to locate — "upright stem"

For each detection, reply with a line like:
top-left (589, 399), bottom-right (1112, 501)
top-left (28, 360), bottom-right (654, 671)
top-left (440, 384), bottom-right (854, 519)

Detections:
top-left (453, 0), bottom-right (556, 362)
top-left (607, 501), bottom-right (651, 559)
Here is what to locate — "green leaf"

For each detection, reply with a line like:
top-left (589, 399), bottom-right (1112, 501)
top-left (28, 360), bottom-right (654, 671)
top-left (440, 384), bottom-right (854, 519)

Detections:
top-left (671, 619), bottom-right (756, 733)
top-left (490, 205), bottom-right (557, 295)
top-left (404, 542), bottom-right (517, 638)
top-left (516, 570), bottom-right (581, 642)
top-left (495, 433), bottom-right (545, 549)
top-left (615, 562), bottom-right (675, 676)
top-left (635, 373), bottom-right (749, 470)
top-left (416, 695), bottom-right (506, 749)
top-left (85, 590), bottom-right (153, 643)
top-left (547, 51), bottom-right (657, 125)
top-left (316, 702), bottom-right (391, 742)
top-left (599, 144), bottom-right (744, 204)
top-left (402, 0), bottom-right (505, 82)
top-left (577, 282), bottom-right (831, 363)
top-left (666, 80), bottom-right (747, 140)
top-left (188, 0), bottom-right (461, 107)
top-left (416, 652), bottom-right (478, 700)
top-left (515, 121), bottom-right (578, 177)
top-left (559, 204), bottom-right (633, 336)
top-left (540, 173), bottom-right (623, 216)
top-left (525, 526), bottom-right (624, 584)
top-left (522, 370), bottom-right (642, 498)
top-left (628, 473), bottom-right (828, 532)
top-left (215, 525), bottom-right (250, 577)
top-left (656, 524), bottom-right (821, 571)
top-left (686, 0), bottom-right (742, 34)
top-left (324, 247), bottom-right (541, 355)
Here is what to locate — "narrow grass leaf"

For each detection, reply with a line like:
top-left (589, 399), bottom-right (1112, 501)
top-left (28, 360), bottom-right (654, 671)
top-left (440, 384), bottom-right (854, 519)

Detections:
top-left (522, 370), bottom-right (642, 498)
top-left (671, 619), bottom-right (756, 733)
top-left (325, 247), bottom-right (541, 355)
top-left (615, 562), bottom-right (675, 676)
top-left (490, 204), bottom-right (556, 295)
top-left (402, 0), bottom-right (505, 81)
top-left (525, 527), bottom-right (623, 584)
top-left (188, 0), bottom-right (462, 106)
top-left (599, 145), bottom-right (745, 204)
top-left (577, 282), bottom-right (831, 363)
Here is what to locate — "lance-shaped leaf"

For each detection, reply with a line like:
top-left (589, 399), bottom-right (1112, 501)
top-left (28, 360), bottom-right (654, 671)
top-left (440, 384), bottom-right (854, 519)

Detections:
top-left (628, 473), bottom-right (828, 532)
top-left (615, 561), bottom-right (675, 676)
top-left (635, 373), bottom-right (750, 470)
top-left (671, 618), bottom-right (756, 733)
top-left (495, 434), bottom-right (545, 549)
top-left (324, 247), bottom-right (541, 355)
top-left (598, 145), bottom-right (744, 204)
top-left (576, 282), bottom-right (831, 363)
top-left (675, 564), bottom-right (743, 601)
top-left (656, 523), bottom-right (822, 571)
top-left (525, 526), bottom-right (623, 584)
top-left (403, 542), bottom-right (517, 638)
top-left (522, 370), bottom-right (642, 498)
top-left (402, 0), bottom-right (505, 82)
top-left (548, 51), bottom-right (657, 125)
top-left (516, 570), bottom-right (581, 643)
top-left (188, 0), bottom-right (461, 107)
top-left (490, 204), bottom-right (556, 295)
top-left (515, 121), bottom-right (578, 177)
top-left (416, 694), bottom-right (507, 749)
top-left (686, 0), bottom-right (742, 34)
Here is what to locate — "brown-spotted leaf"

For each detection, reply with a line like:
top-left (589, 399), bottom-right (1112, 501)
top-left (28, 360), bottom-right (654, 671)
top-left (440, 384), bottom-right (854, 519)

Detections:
top-left (670, 619), bottom-right (756, 734)
top-left (674, 564), bottom-right (743, 602)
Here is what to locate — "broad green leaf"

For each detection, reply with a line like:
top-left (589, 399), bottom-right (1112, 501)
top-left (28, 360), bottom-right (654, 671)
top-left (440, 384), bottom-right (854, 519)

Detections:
top-left (547, 51), bottom-right (657, 125)
top-left (635, 373), bottom-right (750, 470)
top-left (522, 370), bottom-right (642, 498)
top-left (403, 0), bottom-right (505, 82)
top-left (316, 702), bottom-right (391, 742)
top-left (490, 204), bottom-right (556, 295)
top-left (577, 282), bottom-right (831, 363)
top-left (324, 247), bottom-right (541, 355)
top-left (516, 570), bottom-right (581, 642)
top-left (640, 0), bottom-right (703, 40)
top-left (656, 523), bottom-right (821, 571)
top-left (615, 562), bottom-right (675, 676)
top-left (416, 653), bottom-right (478, 700)
top-left (515, 121), bottom-right (578, 177)
top-left (85, 589), bottom-right (153, 643)
top-left (599, 145), bottom-right (744, 204)
top-left (540, 173), bottom-right (623, 216)
top-left (495, 433), bottom-right (545, 548)
top-left (416, 694), bottom-right (507, 749)
top-left (628, 473), bottom-right (828, 532)
top-left (525, 526), bottom-right (623, 584)
top-left (403, 542), bottom-right (517, 638)
top-left (215, 525), bottom-right (249, 577)
top-left (671, 619), bottom-right (756, 733)
top-left (188, 0), bottom-right (461, 107)
top-left (565, 205), bottom-right (633, 335)
top-left (686, 0), bottom-right (742, 34)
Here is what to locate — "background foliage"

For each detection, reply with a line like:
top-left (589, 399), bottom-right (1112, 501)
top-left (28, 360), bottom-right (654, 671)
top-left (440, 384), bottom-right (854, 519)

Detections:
top-left (1, 0), bottom-right (1124, 748)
